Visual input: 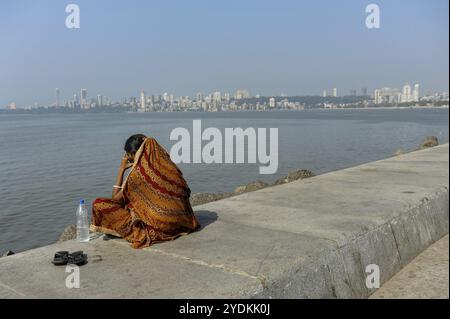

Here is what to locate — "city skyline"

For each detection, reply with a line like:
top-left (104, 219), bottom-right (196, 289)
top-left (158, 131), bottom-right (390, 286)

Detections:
top-left (6, 79), bottom-right (449, 109)
top-left (4, 80), bottom-right (449, 112)
top-left (1, 0), bottom-right (449, 107)
top-left (6, 81), bottom-right (448, 109)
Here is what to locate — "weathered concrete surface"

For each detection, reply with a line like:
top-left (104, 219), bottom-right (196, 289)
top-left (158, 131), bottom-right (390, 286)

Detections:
top-left (0, 144), bottom-right (448, 299)
top-left (370, 235), bottom-right (449, 299)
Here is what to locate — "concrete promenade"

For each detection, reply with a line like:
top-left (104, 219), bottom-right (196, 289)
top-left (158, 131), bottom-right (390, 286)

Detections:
top-left (0, 144), bottom-right (448, 298)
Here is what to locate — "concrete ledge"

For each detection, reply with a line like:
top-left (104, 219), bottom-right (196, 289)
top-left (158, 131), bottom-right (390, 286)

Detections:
top-left (0, 144), bottom-right (448, 298)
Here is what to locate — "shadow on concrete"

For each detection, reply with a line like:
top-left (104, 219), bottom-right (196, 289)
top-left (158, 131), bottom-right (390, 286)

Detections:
top-left (194, 210), bottom-right (218, 230)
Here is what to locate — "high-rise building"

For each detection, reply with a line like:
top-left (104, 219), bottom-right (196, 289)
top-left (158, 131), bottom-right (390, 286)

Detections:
top-left (374, 89), bottom-right (381, 104)
top-left (97, 94), bottom-right (103, 106)
top-left (73, 94), bottom-right (79, 108)
top-left (332, 88), bottom-right (338, 97)
top-left (361, 87), bottom-right (368, 96)
top-left (55, 88), bottom-right (60, 107)
top-left (350, 89), bottom-right (357, 96)
top-left (80, 89), bottom-right (87, 108)
top-left (269, 97), bottom-right (276, 108)
top-left (401, 84), bottom-right (412, 103)
top-left (322, 90), bottom-right (327, 97)
top-left (140, 90), bottom-right (146, 109)
top-left (147, 95), bottom-right (154, 111)
top-left (413, 84), bottom-right (420, 102)
top-left (212, 91), bottom-right (221, 102)
top-left (196, 91), bottom-right (204, 102)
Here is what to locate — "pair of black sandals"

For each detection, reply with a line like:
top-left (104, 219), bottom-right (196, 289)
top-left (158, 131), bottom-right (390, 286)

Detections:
top-left (51, 251), bottom-right (88, 266)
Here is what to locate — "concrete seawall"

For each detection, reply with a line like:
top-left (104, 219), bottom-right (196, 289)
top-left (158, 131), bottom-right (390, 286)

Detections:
top-left (0, 144), bottom-right (448, 298)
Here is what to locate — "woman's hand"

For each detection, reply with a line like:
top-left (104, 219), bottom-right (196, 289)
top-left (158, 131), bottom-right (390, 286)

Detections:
top-left (113, 155), bottom-right (133, 199)
top-left (120, 155), bottom-right (133, 171)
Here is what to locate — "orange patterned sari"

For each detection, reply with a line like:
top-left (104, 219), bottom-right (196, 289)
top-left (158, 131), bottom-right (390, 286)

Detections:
top-left (91, 137), bottom-right (199, 248)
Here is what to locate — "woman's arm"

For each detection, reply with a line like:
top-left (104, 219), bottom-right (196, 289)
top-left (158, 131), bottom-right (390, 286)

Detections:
top-left (112, 155), bottom-right (132, 200)
top-left (112, 189), bottom-right (124, 201)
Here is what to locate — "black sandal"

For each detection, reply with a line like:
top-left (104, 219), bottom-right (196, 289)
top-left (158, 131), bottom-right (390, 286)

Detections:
top-left (51, 251), bottom-right (69, 266)
top-left (68, 251), bottom-right (88, 266)
top-left (103, 234), bottom-right (120, 241)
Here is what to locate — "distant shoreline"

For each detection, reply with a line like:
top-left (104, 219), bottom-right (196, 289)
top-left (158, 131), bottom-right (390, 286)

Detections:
top-left (0, 105), bottom-right (448, 115)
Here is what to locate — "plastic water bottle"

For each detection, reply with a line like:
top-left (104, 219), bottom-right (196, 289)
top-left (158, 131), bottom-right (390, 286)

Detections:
top-left (76, 199), bottom-right (89, 242)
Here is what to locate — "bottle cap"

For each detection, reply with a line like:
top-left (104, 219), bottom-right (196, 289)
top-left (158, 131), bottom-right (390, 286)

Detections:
top-left (79, 199), bottom-right (85, 205)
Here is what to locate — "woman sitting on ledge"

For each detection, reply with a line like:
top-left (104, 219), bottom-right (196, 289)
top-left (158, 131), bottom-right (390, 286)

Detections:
top-left (91, 134), bottom-right (200, 249)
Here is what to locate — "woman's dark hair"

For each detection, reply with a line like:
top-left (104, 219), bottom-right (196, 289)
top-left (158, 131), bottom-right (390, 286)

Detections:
top-left (124, 134), bottom-right (146, 154)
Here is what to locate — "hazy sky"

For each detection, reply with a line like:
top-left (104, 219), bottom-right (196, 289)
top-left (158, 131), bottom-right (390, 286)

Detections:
top-left (1, 0), bottom-right (448, 107)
